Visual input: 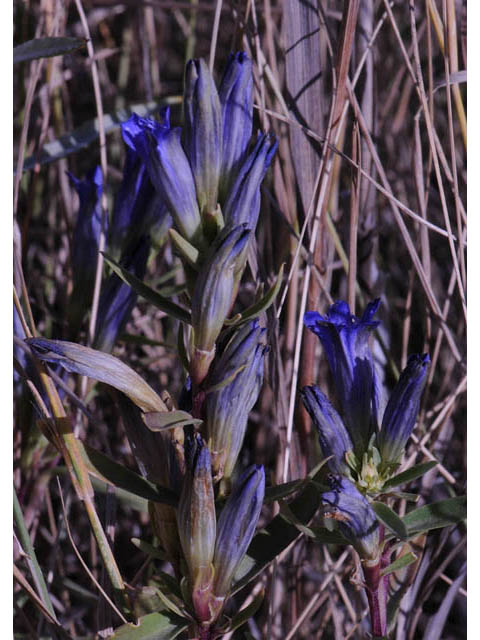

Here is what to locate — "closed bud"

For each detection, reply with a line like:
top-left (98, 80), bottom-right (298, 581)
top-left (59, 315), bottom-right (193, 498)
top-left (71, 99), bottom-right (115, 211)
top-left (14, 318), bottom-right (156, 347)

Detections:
top-left (177, 436), bottom-right (216, 621)
top-left (94, 237), bottom-right (150, 353)
top-left (223, 133), bottom-right (277, 231)
top-left (213, 465), bottom-right (265, 599)
top-left (301, 385), bottom-right (354, 476)
top-left (190, 225), bottom-right (250, 381)
top-left (205, 321), bottom-right (267, 480)
top-left (378, 354), bottom-right (430, 465)
top-left (67, 166), bottom-right (104, 332)
top-left (184, 59), bottom-right (222, 220)
top-left (218, 52), bottom-right (253, 197)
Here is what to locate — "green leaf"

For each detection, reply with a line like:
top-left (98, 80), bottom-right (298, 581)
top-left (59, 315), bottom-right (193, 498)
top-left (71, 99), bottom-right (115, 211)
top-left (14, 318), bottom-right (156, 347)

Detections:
top-left (14, 37), bottom-right (86, 64)
top-left (80, 443), bottom-right (178, 507)
top-left (382, 461), bottom-right (438, 489)
top-left (227, 589), bottom-right (264, 633)
top-left (103, 254), bottom-right (191, 324)
top-left (372, 502), bottom-right (408, 540)
top-left (231, 481), bottom-right (321, 595)
top-left (401, 495), bottom-right (466, 535)
top-left (225, 264), bottom-right (285, 326)
top-left (168, 229), bottom-right (200, 269)
top-left (309, 526), bottom-right (350, 545)
top-left (19, 99), bottom-right (179, 173)
top-left (143, 410), bottom-right (202, 431)
top-left (110, 612), bottom-right (188, 640)
top-left (263, 479), bottom-right (306, 504)
top-left (380, 551), bottom-right (417, 577)
top-left (131, 538), bottom-right (169, 562)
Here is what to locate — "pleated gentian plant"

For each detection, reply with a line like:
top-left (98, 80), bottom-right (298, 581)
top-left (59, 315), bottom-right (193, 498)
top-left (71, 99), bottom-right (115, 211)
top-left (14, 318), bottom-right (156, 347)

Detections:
top-left (25, 52), bottom-right (283, 640)
top-left (301, 300), bottom-right (435, 637)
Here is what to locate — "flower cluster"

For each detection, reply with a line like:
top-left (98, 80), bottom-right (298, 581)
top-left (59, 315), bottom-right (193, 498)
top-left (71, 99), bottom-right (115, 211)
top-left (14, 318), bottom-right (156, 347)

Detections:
top-left (28, 53), bottom-right (274, 636)
top-left (301, 300), bottom-right (430, 560)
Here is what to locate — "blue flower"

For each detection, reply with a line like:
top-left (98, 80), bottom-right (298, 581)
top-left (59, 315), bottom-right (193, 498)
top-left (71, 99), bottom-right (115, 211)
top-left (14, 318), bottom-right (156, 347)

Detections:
top-left (322, 475), bottom-right (379, 561)
top-left (184, 58), bottom-right (222, 217)
top-left (378, 354), bottom-right (430, 464)
top-left (205, 320), bottom-right (267, 480)
top-left (223, 132), bottom-right (277, 231)
top-left (110, 122), bottom-right (172, 256)
top-left (300, 385), bottom-right (354, 476)
top-left (67, 166), bottom-right (104, 331)
top-left (304, 300), bottom-right (381, 458)
top-left (218, 52), bottom-right (253, 196)
top-left (94, 237), bottom-right (150, 352)
top-left (122, 112), bottom-right (203, 248)
top-left (213, 465), bottom-right (265, 599)
top-left (190, 224), bottom-right (250, 383)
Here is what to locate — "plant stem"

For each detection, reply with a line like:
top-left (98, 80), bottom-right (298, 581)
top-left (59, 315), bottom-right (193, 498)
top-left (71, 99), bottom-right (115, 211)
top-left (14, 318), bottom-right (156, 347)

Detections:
top-left (362, 559), bottom-right (387, 638)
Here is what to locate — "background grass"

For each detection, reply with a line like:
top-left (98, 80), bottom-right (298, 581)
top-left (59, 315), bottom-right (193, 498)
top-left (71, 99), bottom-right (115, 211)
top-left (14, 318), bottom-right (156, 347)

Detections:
top-left (13, 1), bottom-right (466, 638)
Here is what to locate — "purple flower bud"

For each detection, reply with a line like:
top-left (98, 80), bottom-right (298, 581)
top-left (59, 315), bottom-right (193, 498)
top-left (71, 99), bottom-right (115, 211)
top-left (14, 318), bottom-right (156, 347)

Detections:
top-left (213, 465), bottom-right (265, 598)
top-left (184, 58), bottom-right (222, 217)
top-left (223, 132), bottom-right (277, 231)
top-left (304, 300), bottom-right (381, 458)
top-left (218, 52), bottom-right (253, 196)
top-left (322, 475), bottom-right (379, 561)
top-left (177, 435), bottom-right (216, 622)
top-left (301, 385), bottom-right (354, 476)
top-left (191, 224), bottom-right (250, 363)
top-left (177, 436), bottom-right (216, 581)
top-left (378, 354), bottom-right (430, 464)
top-left (205, 321), bottom-right (267, 480)
top-left (94, 237), bottom-right (150, 352)
top-left (122, 113), bottom-right (203, 248)
top-left (67, 166), bottom-right (104, 330)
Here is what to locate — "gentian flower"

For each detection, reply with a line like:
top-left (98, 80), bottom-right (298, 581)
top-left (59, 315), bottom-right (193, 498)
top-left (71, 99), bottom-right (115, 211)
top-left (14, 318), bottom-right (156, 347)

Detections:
top-left (205, 320), bottom-right (267, 480)
top-left (177, 435), bottom-right (216, 622)
top-left (122, 112), bottom-right (204, 248)
top-left (378, 354), bottom-right (430, 465)
top-left (94, 236), bottom-right (150, 352)
top-left (68, 166), bottom-right (104, 331)
top-left (300, 385), bottom-right (354, 476)
top-left (190, 224), bottom-right (250, 383)
top-left (304, 300), bottom-right (381, 458)
top-left (223, 132), bottom-right (278, 231)
top-left (322, 475), bottom-right (379, 561)
top-left (184, 58), bottom-right (222, 218)
top-left (213, 465), bottom-right (265, 600)
top-left (218, 52), bottom-right (253, 196)
top-left (110, 120), bottom-right (172, 257)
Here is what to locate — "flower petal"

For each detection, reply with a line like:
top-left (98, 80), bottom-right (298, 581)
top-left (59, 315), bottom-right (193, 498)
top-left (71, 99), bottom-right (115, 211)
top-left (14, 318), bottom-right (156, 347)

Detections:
top-left (378, 354), bottom-right (430, 464)
top-left (300, 385), bottom-right (353, 475)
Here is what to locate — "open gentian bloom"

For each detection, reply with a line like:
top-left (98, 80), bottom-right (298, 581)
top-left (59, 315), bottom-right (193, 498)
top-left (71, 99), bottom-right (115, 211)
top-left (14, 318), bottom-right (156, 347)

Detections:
top-left (122, 112), bottom-right (204, 248)
top-left (322, 475), bottom-right (379, 561)
top-left (304, 300), bottom-right (381, 458)
top-left (378, 354), bottom-right (430, 465)
top-left (301, 385), bottom-right (354, 476)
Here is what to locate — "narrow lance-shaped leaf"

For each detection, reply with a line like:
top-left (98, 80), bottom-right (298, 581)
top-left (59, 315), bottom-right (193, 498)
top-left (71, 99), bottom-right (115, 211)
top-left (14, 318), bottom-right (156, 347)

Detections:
top-left (382, 460), bottom-right (438, 489)
top-left (103, 253), bottom-right (191, 324)
top-left (14, 36), bottom-right (86, 64)
top-left (401, 495), bottom-right (466, 536)
top-left (372, 502), bottom-right (408, 541)
top-left (26, 338), bottom-right (167, 413)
